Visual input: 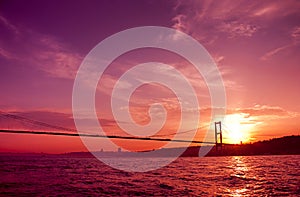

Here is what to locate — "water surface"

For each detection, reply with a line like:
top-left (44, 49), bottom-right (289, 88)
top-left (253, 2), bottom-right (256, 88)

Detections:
top-left (1, 155), bottom-right (299, 196)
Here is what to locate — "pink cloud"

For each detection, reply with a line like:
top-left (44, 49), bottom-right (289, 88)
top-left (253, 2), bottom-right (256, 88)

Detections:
top-left (229, 105), bottom-right (299, 120)
top-left (0, 47), bottom-right (14, 60)
top-left (291, 26), bottom-right (300, 43)
top-left (172, 14), bottom-right (187, 33)
top-left (218, 22), bottom-right (258, 38)
top-left (172, 0), bottom-right (300, 42)
top-left (260, 45), bottom-right (291, 61)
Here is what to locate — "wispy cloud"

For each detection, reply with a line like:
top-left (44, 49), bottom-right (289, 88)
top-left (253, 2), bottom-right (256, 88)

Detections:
top-left (172, 14), bottom-right (188, 33)
top-left (252, 1), bottom-right (300, 18)
top-left (229, 104), bottom-right (299, 120)
top-left (260, 45), bottom-right (291, 61)
top-left (218, 22), bottom-right (258, 38)
top-left (291, 26), bottom-right (300, 43)
top-left (30, 35), bottom-right (83, 79)
top-left (261, 26), bottom-right (300, 60)
top-left (0, 15), bottom-right (19, 35)
top-left (0, 15), bottom-right (82, 79)
top-left (173, 1), bottom-right (300, 50)
top-left (172, 0), bottom-right (261, 41)
top-left (0, 47), bottom-right (14, 60)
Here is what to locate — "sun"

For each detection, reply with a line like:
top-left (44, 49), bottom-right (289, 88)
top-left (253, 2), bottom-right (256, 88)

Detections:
top-left (228, 124), bottom-right (243, 144)
top-left (222, 114), bottom-right (254, 144)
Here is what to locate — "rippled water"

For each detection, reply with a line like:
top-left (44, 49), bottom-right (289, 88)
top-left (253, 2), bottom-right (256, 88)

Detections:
top-left (1, 155), bottom-right (299, 196)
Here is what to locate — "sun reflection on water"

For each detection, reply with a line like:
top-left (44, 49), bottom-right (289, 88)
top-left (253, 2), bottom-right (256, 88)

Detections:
top-left (231, 156), bottom-right (249, 177)
top-left (228, 156), bottom-right (250, 196)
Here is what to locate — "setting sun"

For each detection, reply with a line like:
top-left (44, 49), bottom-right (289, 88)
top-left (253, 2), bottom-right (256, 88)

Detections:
top-left (223, 114), bottom-right (254, 144)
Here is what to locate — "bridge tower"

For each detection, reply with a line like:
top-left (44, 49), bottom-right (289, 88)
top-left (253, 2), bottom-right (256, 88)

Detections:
top-left (215, 121), bottom-right (223, 151)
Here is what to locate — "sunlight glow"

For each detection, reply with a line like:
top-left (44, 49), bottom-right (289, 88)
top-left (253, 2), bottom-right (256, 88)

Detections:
top-left (223, 113), bottom-right (256, 144)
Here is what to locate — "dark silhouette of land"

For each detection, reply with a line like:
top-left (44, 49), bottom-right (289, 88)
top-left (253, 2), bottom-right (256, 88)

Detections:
top-left (183, 135), bottom-right (300, 157)
top-left (2, 135), bottom-right (298, 157)
top-left (60, 135), bottom-right (300, 158)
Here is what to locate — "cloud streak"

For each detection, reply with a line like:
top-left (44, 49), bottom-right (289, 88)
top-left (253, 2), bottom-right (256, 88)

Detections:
top-left (0, 15), bottom-right (82, 79)
top-left (173, 0), bottom-right (300, 59)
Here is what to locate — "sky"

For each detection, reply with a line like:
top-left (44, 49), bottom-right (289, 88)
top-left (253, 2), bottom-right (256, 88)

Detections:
top-left (0, 0), bottom-right (300, 153)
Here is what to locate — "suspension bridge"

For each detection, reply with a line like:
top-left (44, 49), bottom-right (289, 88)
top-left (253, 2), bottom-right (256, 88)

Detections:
top-left (0, 111), bottom-right (232, 148)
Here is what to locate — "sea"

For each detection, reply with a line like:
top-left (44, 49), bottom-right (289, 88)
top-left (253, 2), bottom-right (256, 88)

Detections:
top-left (1, 154), bottom-right (299, 196)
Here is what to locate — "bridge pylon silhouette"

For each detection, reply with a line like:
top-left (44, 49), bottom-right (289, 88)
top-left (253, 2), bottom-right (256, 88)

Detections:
top-left (214, 121), bottom-right (223, 151)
